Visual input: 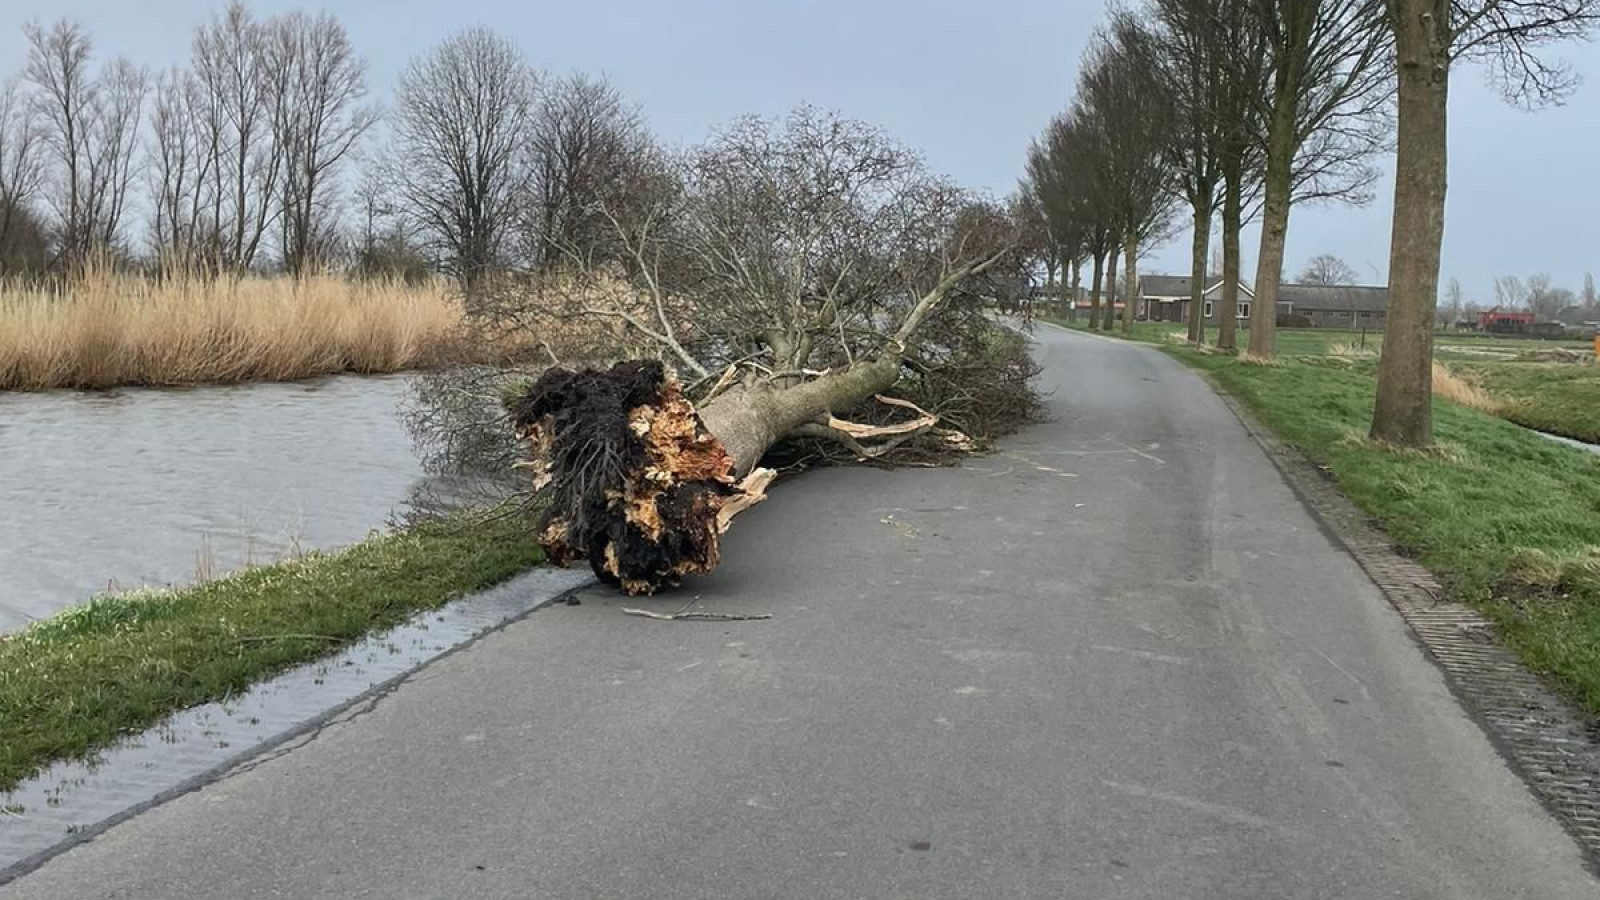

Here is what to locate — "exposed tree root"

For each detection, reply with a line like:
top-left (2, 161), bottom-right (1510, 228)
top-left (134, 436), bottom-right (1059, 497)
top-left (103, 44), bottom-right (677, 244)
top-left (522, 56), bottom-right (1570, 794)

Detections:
top-left (509, 360), bottom-right (973, 594)
top-left (510, 360), bottom-right (776, 594)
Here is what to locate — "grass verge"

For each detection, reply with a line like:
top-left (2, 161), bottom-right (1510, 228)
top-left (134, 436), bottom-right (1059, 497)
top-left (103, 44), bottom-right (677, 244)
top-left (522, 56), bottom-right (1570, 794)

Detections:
top-left (1047, 318), bottom-right (1600, 446)
top-left (1043, 318), bottom-right (1600, 715)
top-left (0, 513), bottom-right (543, 793)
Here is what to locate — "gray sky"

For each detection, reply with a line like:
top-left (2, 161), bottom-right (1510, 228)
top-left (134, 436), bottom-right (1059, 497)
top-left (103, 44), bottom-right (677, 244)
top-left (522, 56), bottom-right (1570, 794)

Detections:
top-left (3, 0), bottom-right (1598, 303)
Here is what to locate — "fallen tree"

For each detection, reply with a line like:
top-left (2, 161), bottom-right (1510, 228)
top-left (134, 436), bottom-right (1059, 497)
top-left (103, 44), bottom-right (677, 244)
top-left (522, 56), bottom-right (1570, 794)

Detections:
top-left (416, 107), bottom-right (1040, 592)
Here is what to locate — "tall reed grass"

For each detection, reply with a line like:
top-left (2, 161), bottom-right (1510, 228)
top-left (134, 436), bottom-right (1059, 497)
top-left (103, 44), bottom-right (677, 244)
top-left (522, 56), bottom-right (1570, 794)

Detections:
top-left (0, 270), bottom-right (468, 391)
top-left (1431, 360), bottom-right (1502, 414)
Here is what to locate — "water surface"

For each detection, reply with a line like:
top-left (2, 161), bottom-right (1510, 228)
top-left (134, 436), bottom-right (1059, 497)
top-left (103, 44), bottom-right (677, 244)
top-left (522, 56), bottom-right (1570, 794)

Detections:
top-left (0, 376), bottom-right (429, 633)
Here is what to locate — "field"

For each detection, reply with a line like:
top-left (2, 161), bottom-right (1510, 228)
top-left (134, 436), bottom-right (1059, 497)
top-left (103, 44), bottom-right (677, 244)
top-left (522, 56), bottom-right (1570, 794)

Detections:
top-left (0, 271), bottom-right (475, 391)
top-left (1051, 319), bottom-right (1600, 444)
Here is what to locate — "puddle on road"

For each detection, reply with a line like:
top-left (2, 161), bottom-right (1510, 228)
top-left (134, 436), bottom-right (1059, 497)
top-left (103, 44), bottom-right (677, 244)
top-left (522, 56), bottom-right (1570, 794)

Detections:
top-left (0, 567), bottom-right (591, 881)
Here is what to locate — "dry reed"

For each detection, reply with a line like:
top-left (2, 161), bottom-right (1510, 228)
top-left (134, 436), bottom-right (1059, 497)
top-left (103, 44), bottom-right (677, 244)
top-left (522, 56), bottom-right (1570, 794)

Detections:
top-left (0, 270), bottom-right (468, 390)
top-left (1431, 360), bottom-right (1502, 414)
top-left (1326, 342), bottom-right (1377, 358)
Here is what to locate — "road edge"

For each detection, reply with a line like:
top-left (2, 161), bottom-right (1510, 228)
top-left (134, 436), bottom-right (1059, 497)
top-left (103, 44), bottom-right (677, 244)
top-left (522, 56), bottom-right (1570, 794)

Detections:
top-left (1207, 367), bottom-right (1600, 874)
top-left (0, 569), bottom-right (595, 887)
top-left (1038, 318), bottom-right (1600, 872)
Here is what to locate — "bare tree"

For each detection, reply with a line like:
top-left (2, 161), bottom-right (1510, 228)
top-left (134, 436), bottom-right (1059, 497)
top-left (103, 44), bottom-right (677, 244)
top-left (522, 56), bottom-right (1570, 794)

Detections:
top-left (1442, 275), bottom-right (1464, 324)
top-left (1523, 272), bottom-right (1573, 320)
top-left (1021, 116), bottom-right (1089, 317)
top-left (1206, 0), bottom-right (1271, 350)
top-left (1297, 253), bottom-right (1361, 284)
top-left (1582, 273), bottom-right (1598, 319)
top-left (1372, 0), bottom-right (1600, 445)
top-left (86, 59), bottom-right (147, 254)
top-left (1248, 0), bottom-right (1391, 357)
top-left (1078, 13), bottom-right (1180, 335)
top-left (523, 73), bottom-right (656, 270)
top-left (191, 1), bottom-right (280, 273)
top-left (0, 76), bottom-right (45, 273)
top-left (1009, 188), bottom-right (1057, 311)
top-left (146, 67), bottom-right (217, 272)
top-left (392, 27), bottom-right (534, 297)
top-left (267, 10), bottom-right (377, 276)
top-left (1049, 112), bottom-right (1118, 331)
top-left (422, 108), bottom-right (1031, 590)
top-left (1493, 273), bottom-right (1526, 309)
top-left (1151, 0), bottom-right (1236, 344)
top-left (25, 21), bottom-right (149, 266)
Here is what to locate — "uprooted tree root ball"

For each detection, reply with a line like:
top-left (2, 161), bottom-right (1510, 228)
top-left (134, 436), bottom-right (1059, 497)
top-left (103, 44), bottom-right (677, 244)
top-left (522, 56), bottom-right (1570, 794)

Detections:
top-left (509, 360), bottom-right (773, 595)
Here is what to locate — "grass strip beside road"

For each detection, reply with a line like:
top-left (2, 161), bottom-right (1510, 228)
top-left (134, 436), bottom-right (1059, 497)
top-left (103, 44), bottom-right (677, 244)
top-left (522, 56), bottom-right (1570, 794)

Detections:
top-left (1044, 318), bottom-right (1600, 715)
top-left (0, 514), bottom-right (543, 793)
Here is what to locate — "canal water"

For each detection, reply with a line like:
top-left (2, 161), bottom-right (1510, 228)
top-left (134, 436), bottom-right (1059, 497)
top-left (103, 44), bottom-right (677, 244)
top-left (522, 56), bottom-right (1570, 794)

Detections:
top-left (0, 376), bottom-right (432, 633)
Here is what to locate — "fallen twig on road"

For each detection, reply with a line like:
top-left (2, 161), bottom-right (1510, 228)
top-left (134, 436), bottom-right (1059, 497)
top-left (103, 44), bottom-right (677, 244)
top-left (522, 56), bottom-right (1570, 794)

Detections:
top-left (621, 608), bottom-right (772, 622)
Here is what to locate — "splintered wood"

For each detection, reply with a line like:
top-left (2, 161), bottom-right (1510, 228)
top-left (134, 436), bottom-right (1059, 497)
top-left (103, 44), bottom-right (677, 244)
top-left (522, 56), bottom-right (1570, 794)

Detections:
top-left (512, 361), bottom-right (775, 596)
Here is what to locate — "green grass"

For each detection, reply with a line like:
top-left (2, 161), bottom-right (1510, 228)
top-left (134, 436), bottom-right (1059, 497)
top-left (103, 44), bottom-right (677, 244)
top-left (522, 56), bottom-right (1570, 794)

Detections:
top-left (1047, 318), bottom-right (1600, 446)
top-left (0, 513), bottom-right (544, 793)
top-left (1462, 362), bottom-right (1600, 445)
top-left (1056, 320), bottom-right (1600, 713)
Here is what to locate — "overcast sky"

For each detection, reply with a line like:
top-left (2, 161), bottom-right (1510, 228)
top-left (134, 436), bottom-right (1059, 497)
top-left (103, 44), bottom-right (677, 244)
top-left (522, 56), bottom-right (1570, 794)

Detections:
top-left (3, 0), bottom-right (1597, 303)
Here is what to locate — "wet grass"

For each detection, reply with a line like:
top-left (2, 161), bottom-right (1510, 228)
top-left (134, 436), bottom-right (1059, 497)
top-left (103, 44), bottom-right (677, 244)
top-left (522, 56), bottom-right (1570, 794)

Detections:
top-left (0, 513), bottom-right (543, 793)
top-left (1046, 315), bottom-right (1600, 714)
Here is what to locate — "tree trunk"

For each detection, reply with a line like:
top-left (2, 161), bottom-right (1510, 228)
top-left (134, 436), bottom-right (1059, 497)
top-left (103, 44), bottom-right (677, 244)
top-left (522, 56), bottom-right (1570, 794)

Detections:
top-left (1045, 258), bottom-right (1058, 317)
top-left (1088, 251), bottom-right (1105, 330)
top-left (1371, 0), bottom-right (1449, 447)
top-left (1187, 202), bottom-right (1212, 344)
top-left (1122, 234), bottom-right (1138, 335)
top-left (1250, 79), bottom-right (1299, 358)
top-left (700, 356), bottom-right (901, 478)
top-left (1102, 250), bottom-right (1117, 332)
top-left (1218, 171), bottom-right (1243, 350)
top-left (1069, 257), bottom-right (1082, 322)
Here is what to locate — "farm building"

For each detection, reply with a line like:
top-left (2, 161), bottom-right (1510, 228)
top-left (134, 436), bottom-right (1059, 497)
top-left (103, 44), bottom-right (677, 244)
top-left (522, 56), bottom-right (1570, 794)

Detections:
top-left (1134, 276), bottom-right (1388, 327)
top-left (1277, 283), bottom-right (1389, 328)
top-left (1477, 308), bottom-right (1536, 333)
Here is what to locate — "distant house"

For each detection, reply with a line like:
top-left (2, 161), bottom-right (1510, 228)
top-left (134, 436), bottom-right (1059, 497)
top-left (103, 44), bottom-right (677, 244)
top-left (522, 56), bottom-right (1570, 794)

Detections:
top-left (1135, 276), bottom-right (1389, 327)
top-left (1277, 283), bottom-right (1389, 328)
top-left (1135, 275), bottom-right (1258, 324)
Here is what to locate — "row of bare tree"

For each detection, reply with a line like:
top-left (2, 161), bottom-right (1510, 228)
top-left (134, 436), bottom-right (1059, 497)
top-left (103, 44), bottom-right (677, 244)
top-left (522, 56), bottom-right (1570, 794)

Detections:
top-left (1020, 0), bottom-right (1598, 446)
top-left (0, 4), bottom-right (660, 283)
top-left (1, 6), bottom-right (373, 276)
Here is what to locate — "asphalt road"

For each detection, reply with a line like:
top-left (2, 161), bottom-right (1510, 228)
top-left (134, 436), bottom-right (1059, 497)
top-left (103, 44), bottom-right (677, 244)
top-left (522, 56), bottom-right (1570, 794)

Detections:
top-left (8, 324), bottom-right (1595, 899)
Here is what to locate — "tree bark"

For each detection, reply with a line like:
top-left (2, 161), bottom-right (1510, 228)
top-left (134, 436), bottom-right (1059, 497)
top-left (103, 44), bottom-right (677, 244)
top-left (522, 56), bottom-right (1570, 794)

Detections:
top-left (1371, 0), bottom-right (1449, 446)
top-left (1045, 257), bottom-right (1059, 317)
top-left (700, 356), bottom-right (902, 478)
top-left (1250, 73), bottom-right (1300, 358)
top-left (1187, 202), bottom-right (1212, 344)
top-left (1102, 250), bottom-right (1118, 332)
top-left (1069, 257), bottom-right (1082, 321)
top-left (1088, 251), bottom-right (1105, 330)
top-left (1218, 170), bottom-right (1243, 350)
top-left (1122, 234), bottom-right (1138, 335)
